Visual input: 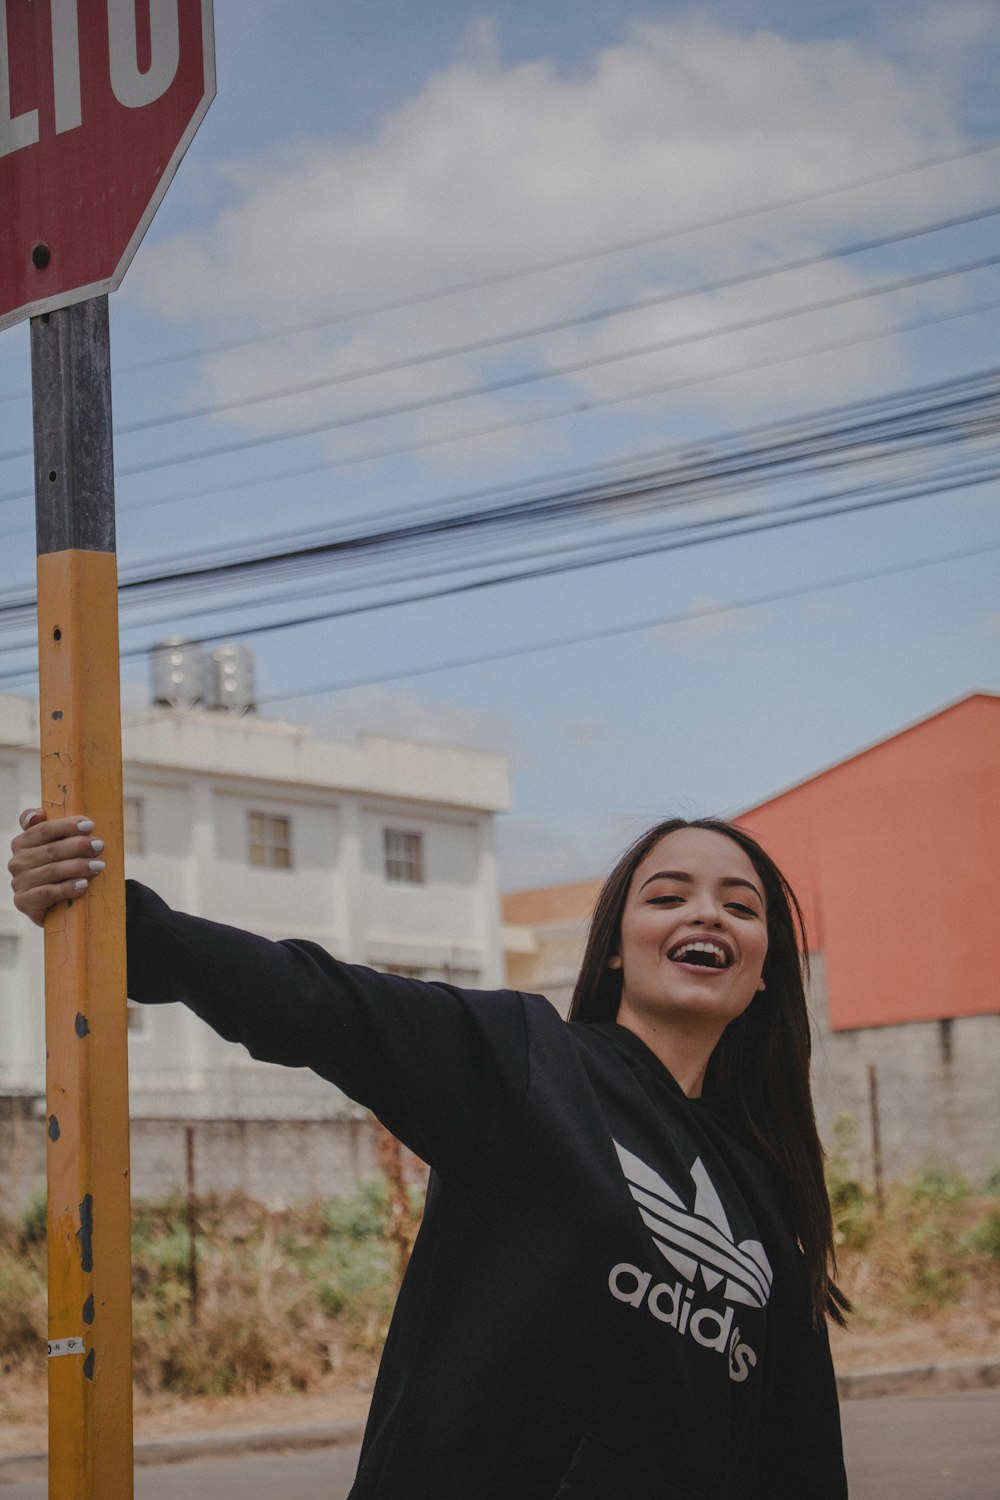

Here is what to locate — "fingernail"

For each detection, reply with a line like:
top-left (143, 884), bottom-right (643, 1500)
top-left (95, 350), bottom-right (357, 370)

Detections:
top-left (74, 880), bottom-right (88, 891)
top-left (76, 819), bottom-right (94, 833)
top-left (90, 840), bottom-right (104, 854)
top-left (88, 860), bottom-right (105, 873)
top-left (21, 810), bottom-right (42, 829)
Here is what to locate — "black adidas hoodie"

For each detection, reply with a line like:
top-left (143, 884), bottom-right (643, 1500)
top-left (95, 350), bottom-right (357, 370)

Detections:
top-left (125, 881), bottom-right (848, 1500)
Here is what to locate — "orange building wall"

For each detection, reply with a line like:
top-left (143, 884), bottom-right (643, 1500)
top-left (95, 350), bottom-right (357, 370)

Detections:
top-left (736, 695), bottom-right (1000, 1031)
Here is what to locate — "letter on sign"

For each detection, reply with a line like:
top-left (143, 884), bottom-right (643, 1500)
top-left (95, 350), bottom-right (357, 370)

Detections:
top-left (108, 0), bottom-right (180, 109)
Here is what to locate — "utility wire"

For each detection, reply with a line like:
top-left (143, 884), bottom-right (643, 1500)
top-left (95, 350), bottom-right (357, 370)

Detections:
top-left (7, 285), bottom-right (995, 535)
top-left (2, 364), bottom-right (998, 638)
top-left (1, 534), bottom-right (996, 713)
top-left (0, 131), bottom-right (986, 394)
top-left (97, 201), bottom-right (1000, 438)
top-left (9, 210), bottom-right (1000, 459)
top-left (2, 363), bottom-right (996, 612)
top-left (255, 537), bottom-right (1000, 706)
top-left (1, 444), bottom-right (995, 687)
top-left (87, 452), bottom-right (1000, 643)
top-left (3, 246), bottom-right (996, 482)
top-left (2, 265), bottom-right (1000, 523)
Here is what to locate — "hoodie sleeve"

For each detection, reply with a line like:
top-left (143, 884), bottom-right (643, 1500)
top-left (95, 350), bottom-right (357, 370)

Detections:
top-left (125, 881), bottom-right (530, 1175)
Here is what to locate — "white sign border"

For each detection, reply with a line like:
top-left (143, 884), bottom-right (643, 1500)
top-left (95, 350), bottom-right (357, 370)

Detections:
top-left (0, 0), bottom-right (216, 335)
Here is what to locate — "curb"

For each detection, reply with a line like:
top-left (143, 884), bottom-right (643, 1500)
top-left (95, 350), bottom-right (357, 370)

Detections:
top-left (836, 1356), bottom-right (1000, 1401)
top-left (0, 1418), bottom-right (365, 1484)
top-left (3, 1361), bottom-right (1000, 1482)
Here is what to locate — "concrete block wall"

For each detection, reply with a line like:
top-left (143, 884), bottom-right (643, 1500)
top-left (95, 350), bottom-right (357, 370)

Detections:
top-left (808, 954), bottom-right (1000, 1187)
top-left (0, 1109), bottom-right (389, 1216)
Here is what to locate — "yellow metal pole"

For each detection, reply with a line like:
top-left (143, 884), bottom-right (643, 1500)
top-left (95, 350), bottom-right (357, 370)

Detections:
top-left (32, 299), bottom-right (133, 1500)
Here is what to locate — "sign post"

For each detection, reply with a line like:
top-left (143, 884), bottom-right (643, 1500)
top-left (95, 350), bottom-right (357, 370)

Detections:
top-left (32, 294), bottom-right (133, 1499)
top-left (3, 4), bottom-right (216, 1494)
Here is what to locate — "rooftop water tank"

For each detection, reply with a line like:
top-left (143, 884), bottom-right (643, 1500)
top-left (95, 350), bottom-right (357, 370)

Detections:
top-left (151, 638), bottom-right (207, 709)
top-left (206, 643), bottom-right (257, 714)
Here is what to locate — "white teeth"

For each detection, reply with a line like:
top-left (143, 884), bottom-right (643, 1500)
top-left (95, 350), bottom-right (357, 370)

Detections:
top-left (670, 941), bottom-right (729, 968)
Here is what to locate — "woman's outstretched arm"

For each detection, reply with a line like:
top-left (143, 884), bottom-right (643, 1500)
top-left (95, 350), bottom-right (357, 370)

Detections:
top-left (9, 806), bottom-right (530, 1175)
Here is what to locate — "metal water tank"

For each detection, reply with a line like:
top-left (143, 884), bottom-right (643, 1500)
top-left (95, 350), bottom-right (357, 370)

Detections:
top-left (207, 643), bottom-right (256, 713)
top-left (151, 638), bottom-right (207, 709)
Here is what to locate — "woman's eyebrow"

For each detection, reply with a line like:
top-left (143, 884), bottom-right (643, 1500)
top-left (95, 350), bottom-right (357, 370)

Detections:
top-left (638, 870), bottom-right (764, 903)
top-left (638, 869), bottom-right (691, 890)
top-left (720, 877), bottom-right (765, 903)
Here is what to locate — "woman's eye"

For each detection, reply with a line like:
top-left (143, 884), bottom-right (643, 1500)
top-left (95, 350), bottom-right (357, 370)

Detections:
top-left (728, 903), bottom-right (756, 916)
top-left (649, 895), bottom-right (683, 906)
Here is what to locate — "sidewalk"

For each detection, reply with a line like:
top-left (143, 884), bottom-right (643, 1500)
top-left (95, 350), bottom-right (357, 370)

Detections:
top-left (2, 1358), bottom-right (999, 1482)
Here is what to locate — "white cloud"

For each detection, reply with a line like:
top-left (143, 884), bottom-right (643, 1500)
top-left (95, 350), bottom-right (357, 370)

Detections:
top-left (496, 809), bottom-right (652, 890)
top-left (496, 816), bottom-right (598, 890)
top-left (286, 684), bottom-right (527, 760)
top-left (129, 19), bottom-right (987, 456)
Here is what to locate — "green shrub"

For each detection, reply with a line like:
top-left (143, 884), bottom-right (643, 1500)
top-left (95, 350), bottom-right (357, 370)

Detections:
top-left (968, 1211), bottom-right (1000, 1263)
top-left (905, 1164), bottom-right (970, 1205)
top-left (825, 1116), bottom-right (877, 1252)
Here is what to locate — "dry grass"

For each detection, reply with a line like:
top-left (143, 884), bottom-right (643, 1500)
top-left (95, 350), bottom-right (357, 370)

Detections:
top-left (0, 1178), bottom-right (403, 1404)
top-left (2, 1160), bottom-right (998, 1420)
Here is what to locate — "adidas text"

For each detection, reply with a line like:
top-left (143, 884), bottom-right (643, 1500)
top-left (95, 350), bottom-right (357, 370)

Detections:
top-left (609, 1262), bottom-right (758, 1383)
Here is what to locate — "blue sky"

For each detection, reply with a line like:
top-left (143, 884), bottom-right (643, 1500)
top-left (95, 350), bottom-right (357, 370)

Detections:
top-left (1, 0), bottom-right (998, 886)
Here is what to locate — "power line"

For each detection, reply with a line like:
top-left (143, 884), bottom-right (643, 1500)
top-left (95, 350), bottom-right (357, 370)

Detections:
top-left (99, 202), bottom-right (1000, 438)
top-left (7, 202), bottom-right (1000, 456)
top-left (1, 535), bottom-right (996, 714)
top-left (1, 446), bottom-right (994, 687)
top-left (3, 246), bottom-right (996, 483)
top-left (255, 538), bottom-right (1000, 706)
top-left (0, 131), bottom-right (988, 398)
top-left (34, 289), bottom-right (1000, 532)
top-left (3, 274), bottom-right (1000, 525)
top-left (2, 361), bottom-right (998, 649)
top-left (3, 362), bottom-right (996, 612)
top-left (102, 386), bottom-right (1000, 591)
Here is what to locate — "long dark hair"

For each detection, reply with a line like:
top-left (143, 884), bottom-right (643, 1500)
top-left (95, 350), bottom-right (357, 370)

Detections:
top-left (568, 816), bottom-right (849, 1328)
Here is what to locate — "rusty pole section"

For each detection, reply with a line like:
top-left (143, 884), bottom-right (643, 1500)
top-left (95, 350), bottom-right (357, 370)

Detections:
top-left (867, 1062), bottom-right (885, 1217)
top-left (31, 297), bottom-right (133, 1500)
top-left (184, 1125), bottom-right (199, 1327)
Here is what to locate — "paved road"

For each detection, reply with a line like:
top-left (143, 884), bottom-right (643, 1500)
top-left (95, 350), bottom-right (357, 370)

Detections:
top-left (3, 1390), bottom-right (999, 1498)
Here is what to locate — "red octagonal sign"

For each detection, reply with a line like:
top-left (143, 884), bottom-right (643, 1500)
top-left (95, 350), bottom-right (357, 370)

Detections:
top-left (0, 0), bottom-right (215, 332)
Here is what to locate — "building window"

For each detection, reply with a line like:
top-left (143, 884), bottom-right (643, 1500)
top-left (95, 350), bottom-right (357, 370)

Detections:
top-left (123, 796), bottom-right (145, 855)
top-left (248, 811), bottom-right (292, 869)
top-left (384, 829), bottom-right (423, 884)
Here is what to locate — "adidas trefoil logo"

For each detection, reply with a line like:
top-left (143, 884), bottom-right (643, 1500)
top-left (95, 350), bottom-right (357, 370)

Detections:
top-left (614, 1141), bottom-right (773, 1309)
top-left (608, 1142), bottom-right (771, 1383)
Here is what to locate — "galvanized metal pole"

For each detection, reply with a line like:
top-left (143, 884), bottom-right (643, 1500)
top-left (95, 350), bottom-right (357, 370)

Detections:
top-left (31, 296), bottom-right (134, 1500)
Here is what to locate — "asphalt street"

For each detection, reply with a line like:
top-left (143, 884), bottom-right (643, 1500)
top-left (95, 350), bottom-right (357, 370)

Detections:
top-left (2, 1390), bottom-right (998, 1498)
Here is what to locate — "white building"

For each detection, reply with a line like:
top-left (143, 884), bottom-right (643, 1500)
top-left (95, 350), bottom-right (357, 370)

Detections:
top-left (0, 688), bottom-right (510, 1126)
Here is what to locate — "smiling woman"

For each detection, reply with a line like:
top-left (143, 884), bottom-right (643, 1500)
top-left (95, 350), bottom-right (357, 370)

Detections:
top-left (570, 817), bottom-right (845, 1336)
top-left (9, 808), bottom-right (847, 1499)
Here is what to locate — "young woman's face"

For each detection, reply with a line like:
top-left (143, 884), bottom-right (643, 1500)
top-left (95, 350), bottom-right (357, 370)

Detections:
top-left (610, 826), bottom-right (769, 1040)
